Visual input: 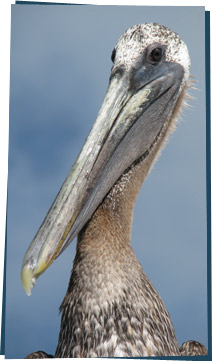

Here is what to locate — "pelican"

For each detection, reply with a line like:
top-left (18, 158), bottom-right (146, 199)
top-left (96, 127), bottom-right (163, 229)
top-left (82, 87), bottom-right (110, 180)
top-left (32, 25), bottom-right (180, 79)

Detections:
top-left (21, 23), bottom-right (207, 357)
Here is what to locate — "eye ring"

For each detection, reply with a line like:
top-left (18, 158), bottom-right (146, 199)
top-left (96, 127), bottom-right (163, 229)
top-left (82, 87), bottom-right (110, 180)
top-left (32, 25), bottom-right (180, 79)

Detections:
top-left (149, 47), bottom-right (163, 64)
top-left (111, 48), bottom-right (116, 63)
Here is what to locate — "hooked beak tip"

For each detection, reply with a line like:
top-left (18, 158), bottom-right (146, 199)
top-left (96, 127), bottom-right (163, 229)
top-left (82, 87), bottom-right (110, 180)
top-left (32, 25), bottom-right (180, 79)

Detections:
top-left (21, 266), bottom-right (35, 296)
top-left (21, 249), bottom-right (57, 295)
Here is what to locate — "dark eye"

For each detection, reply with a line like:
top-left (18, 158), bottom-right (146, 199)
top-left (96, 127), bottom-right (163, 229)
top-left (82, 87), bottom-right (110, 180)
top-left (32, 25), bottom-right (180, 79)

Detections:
top-left (111, 48), bottom-right (116, 63)
top-left (149, 47), bottom-right (163, 63)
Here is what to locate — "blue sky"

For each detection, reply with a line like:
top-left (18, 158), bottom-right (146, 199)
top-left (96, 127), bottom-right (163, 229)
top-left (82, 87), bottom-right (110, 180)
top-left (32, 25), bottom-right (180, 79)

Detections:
top-left (5, 4), bottom-right (207, 358)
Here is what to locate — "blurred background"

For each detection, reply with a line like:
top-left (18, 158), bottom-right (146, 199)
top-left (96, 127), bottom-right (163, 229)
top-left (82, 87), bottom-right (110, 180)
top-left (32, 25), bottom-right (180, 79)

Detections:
top-left (5, 4), bottom-right (207, 358)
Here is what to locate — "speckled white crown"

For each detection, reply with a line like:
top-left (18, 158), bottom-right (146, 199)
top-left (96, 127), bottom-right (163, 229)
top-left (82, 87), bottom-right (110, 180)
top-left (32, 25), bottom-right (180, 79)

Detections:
top-left (114, 23), bottom-right (190, 82)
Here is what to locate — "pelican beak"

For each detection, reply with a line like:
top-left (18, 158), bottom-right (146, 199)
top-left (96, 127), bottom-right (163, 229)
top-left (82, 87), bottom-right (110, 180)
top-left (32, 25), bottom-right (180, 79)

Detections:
top-left (21, 60), bottom-right (185, 295)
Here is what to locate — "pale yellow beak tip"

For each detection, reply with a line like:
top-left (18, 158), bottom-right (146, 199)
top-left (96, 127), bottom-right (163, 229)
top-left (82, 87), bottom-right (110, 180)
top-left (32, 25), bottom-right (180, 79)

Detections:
top-left (21, 265), bottom-right (36, 296)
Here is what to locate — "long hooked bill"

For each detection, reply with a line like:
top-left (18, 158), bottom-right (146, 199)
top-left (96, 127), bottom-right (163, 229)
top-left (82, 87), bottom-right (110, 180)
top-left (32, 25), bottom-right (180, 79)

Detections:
top-left (21, 61), bottom-right (184, 295)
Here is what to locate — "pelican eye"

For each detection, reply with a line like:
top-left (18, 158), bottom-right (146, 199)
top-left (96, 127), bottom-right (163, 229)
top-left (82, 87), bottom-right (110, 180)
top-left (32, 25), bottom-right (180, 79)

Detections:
top-left (111, 48), bottom-right (116, 63)
top-left (149, 47), bottom-right (163, 64)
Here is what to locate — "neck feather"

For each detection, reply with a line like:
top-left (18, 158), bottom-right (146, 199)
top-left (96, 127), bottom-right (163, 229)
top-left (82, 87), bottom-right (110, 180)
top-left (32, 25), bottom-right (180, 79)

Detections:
top-left (55, 149), bottom-right (179, 357)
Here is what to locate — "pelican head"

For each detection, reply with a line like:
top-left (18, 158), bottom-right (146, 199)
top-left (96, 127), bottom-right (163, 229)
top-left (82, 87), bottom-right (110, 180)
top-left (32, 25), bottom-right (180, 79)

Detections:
top-left (21, 23), bottom-right (190, 296)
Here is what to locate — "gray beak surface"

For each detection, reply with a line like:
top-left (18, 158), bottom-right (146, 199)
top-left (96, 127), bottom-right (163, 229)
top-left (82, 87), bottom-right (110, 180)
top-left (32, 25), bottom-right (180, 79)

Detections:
top-left (21, 59), bottom-right (185, 295)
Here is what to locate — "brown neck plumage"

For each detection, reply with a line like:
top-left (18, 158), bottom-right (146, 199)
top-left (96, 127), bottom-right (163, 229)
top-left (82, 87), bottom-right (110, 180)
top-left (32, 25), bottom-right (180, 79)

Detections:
top-left (55, 131), bottom-right (180, 357)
